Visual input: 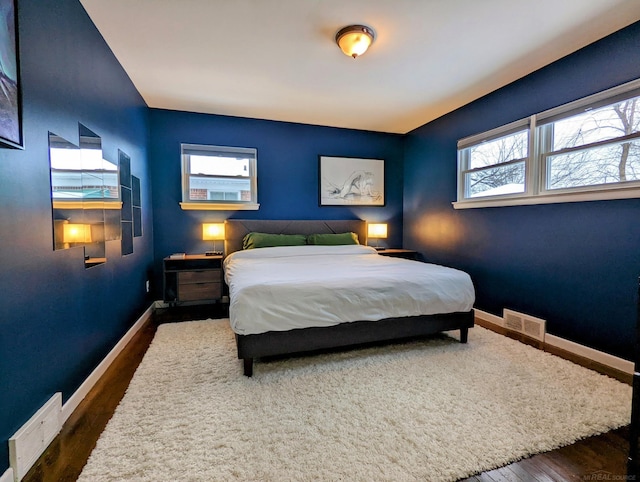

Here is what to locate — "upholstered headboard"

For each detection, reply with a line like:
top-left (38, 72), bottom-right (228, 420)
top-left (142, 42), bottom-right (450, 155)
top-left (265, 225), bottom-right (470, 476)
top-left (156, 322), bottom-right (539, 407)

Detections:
top-left (224, 219), bottom-right (367, 254)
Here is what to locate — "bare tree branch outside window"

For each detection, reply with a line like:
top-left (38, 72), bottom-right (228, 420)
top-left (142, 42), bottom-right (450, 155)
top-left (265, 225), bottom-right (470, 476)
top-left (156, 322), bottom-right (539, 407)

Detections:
top-left (546, 97), bottom-right (640, 190)
top-left (467, 131), bottom-right (527, 197)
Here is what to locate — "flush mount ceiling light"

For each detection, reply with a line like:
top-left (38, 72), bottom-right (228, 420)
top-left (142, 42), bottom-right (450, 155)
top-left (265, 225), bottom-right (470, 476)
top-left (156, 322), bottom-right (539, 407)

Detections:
top-left (335, 24), bottom-right (376, 59)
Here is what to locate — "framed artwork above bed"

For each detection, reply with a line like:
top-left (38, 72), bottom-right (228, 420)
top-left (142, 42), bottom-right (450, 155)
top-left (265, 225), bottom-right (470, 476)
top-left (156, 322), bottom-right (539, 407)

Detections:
top-left (318, 155), bottom-right (384, 206)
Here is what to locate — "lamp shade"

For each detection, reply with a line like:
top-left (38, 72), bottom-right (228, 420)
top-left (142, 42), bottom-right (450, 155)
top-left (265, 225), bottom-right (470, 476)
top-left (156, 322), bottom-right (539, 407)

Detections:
top-left (335, 25), bottom-right (375, 58)
top-left (202, 223), bottom-right (225, 241)
top-left (63, 223), bottom-right (92, 243)
top-left (367, 223), bottom-right (387, 239)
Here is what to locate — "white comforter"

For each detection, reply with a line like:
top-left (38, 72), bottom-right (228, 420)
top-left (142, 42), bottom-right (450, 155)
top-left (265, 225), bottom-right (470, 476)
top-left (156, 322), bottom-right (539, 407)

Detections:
top-left (223, 245), bottom-right (475, 335)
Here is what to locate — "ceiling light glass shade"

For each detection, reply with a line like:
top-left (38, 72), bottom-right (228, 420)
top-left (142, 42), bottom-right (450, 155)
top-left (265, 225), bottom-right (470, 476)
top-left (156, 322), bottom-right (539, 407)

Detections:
top-left (335, 25), bottom-right (375, 59)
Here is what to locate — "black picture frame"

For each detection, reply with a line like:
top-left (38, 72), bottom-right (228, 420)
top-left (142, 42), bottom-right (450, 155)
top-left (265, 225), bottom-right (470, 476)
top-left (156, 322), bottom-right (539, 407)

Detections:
top-left (0, 0), bottom-right (22, 149)
top-left (318, 155), bottom-right (385, 206)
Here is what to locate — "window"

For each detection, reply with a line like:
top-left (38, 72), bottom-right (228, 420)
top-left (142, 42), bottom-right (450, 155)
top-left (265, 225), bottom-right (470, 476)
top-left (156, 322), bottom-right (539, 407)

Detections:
top-left (459, 124), bottom-right (529, 199)
top-left (180, 144), bottom-right (259, 210)
top-left (540, 95), bottom-right (640, 192)
top-left (456, 78), bottom-right (640, 208)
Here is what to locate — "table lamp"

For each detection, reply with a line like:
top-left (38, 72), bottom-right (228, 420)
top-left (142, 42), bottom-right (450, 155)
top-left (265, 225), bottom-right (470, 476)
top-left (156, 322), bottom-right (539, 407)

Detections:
top-left (202, 223), bottom-right (225, 255)
top-left (63, 223), bottom-right (92, 248)
top-left (367, 223), bottom-right (387, 250)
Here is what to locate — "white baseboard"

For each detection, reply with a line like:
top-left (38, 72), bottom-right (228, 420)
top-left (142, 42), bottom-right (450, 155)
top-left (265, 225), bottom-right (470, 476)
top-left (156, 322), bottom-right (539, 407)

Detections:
top-left (545, 334), bottom-right (634, 375)
top-left (1, 468), bottom-right (14, 482)
top-left (60, 303), bottom-right (154, 423)
top-left (474, 308), bottom-right (504, 328)
top-left (474, 308), bottom-right (633, 375)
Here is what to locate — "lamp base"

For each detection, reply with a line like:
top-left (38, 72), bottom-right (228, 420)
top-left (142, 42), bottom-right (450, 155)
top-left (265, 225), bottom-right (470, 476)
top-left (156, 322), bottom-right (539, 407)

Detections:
top-left (373, 246), bottom-right (386, 251)
top-left (205, 250), bottom-right (223, 256)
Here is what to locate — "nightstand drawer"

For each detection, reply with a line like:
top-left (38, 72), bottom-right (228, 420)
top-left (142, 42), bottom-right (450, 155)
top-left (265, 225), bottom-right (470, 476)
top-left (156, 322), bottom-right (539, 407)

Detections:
top-left (163, 254), bottom-right (224, 305)
top-left (178, 270), bottom-right (220, 284)
top-left (179, 282), bottom-right (222, 301)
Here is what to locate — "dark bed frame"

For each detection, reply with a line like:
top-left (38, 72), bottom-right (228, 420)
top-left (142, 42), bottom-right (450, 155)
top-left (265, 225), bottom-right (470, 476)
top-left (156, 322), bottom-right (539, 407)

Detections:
top-left (224, 219), bottom-right (474, 376)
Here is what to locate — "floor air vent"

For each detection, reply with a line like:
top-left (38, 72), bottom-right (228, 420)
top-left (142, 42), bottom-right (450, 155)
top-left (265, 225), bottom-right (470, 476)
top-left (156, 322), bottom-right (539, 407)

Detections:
top-left (9, 392), bottom-right (62, 481)
top-left (503, 309), bottom-right (546, 342)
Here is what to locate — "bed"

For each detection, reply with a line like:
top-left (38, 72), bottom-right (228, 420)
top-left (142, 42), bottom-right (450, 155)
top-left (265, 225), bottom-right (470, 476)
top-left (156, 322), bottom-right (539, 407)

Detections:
top-left (223, 219), bottom-right (475, 376)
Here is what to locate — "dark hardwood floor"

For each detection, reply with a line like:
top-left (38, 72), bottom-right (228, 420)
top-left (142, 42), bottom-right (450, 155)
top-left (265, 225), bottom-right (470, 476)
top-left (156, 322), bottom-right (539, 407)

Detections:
top-left (23, 306), bottom-right (634, 481)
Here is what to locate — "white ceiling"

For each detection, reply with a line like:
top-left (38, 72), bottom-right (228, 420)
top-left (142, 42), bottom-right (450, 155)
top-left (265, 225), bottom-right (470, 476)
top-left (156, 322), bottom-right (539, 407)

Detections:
top-left (80, 0), bottom-right (640, 134)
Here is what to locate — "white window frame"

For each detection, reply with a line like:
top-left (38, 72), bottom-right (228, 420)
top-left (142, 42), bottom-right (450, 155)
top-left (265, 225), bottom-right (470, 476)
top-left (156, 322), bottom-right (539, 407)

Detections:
top-left (179, 143), bottom-right (259, 211)
top-left (454, 78), bottom-right (640, 209)
top-left (457, 118), bottom-right (532, 201)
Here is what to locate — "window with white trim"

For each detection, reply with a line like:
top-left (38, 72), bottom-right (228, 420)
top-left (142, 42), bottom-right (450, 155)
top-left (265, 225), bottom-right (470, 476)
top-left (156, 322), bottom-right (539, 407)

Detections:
top-left (180, 144), bottom-right (259, 210)
top-left (456, 78), bottom-right (640, 208)
top-left (459, 123), bottom-right (529, 199)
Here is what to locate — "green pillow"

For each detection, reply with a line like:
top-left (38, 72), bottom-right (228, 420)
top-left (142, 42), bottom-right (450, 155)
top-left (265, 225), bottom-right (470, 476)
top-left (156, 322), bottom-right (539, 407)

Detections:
top-left (307, 232), bottom-right (359, 246)
top-left (242, 232), bottom-right (307, 250)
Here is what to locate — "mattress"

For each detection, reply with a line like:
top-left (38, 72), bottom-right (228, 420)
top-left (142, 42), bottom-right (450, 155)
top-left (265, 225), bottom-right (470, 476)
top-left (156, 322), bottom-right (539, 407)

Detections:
top-left (223, 244), bottom-right (475, 335)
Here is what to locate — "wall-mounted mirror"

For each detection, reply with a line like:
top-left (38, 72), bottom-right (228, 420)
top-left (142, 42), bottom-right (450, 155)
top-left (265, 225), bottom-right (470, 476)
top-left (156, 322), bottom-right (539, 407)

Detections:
top-left (119, 150), bottom-right (133, 255)
top-left (49, 125), bottom-right (121, 268)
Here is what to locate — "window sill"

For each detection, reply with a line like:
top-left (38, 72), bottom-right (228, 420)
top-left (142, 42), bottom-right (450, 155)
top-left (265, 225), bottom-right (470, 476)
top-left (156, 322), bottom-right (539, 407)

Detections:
top-left (453, 187), bottom-right (640, 209)
top-left (53, 201), bottom-right (123, 210)
top-left (180, 202), bottom-right (260, 211)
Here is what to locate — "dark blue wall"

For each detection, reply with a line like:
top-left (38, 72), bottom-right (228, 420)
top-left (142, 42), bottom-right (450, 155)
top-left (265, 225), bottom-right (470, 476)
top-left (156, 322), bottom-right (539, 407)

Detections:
top-left (2, 2), bottom-right (638, 476)
top-left (148, 109), bottom-right (404, 297)
top-left (0, 0), bottom-right (152, 473)
top-left (404, 21), bottom-right (640, 360)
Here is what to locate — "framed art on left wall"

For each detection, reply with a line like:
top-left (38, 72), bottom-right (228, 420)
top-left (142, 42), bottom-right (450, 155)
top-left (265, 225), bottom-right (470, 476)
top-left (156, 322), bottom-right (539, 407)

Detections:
top-left (0, 0), bottom-right (22, 149)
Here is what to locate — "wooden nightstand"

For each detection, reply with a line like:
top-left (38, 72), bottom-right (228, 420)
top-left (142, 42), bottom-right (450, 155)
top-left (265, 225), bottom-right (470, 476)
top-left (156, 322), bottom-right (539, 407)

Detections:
top-left (163, 254), bottom-right (223, 305)
top-left (377, 249), bottom-right (419, 260)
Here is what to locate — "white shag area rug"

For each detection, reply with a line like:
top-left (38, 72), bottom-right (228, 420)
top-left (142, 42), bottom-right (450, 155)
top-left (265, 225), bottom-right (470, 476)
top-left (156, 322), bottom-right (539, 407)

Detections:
top-left (79, 319), bottom-right (631, 482)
